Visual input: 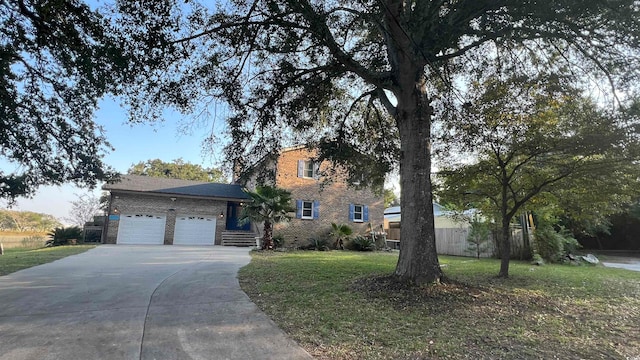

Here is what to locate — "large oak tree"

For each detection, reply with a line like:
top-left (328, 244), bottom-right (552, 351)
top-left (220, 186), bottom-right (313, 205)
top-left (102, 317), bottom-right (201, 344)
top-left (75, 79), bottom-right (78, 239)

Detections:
top-left (1, 0), bottom-right (125, 200)
top-left (111, 0), bottom-right (640, 283)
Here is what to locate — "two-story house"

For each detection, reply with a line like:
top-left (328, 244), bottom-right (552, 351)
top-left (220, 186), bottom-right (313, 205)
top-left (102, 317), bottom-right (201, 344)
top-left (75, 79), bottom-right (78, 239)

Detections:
top-left (246, 146), bottom-right (385, 247)
top-left (100, 147), bottom-right (383, 248)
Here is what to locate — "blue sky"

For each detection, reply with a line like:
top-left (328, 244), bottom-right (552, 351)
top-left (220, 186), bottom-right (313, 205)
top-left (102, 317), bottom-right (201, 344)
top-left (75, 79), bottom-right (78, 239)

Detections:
top-left (2, 96), bottom-right (229, 224)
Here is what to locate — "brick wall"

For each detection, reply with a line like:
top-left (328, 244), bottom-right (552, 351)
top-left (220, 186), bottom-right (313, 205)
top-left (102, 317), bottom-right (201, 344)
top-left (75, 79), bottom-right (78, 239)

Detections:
top-left (272, 148), bottom-right (385, 248)
top-left (104, 192), bottom-right (227, 245)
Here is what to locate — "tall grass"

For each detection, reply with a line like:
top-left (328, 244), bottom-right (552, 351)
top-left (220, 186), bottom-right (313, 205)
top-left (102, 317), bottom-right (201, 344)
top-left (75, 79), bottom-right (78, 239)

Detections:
top-left (0, 232), bottom-right (47, 249)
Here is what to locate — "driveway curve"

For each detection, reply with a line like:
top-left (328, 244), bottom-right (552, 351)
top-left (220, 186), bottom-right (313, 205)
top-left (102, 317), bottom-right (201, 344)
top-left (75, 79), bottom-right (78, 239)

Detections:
top-left (0, 245), bottom-right (311, 360)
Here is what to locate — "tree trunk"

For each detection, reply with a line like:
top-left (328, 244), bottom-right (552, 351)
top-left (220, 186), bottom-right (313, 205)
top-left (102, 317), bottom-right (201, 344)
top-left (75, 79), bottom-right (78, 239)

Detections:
top-left (393, 82), bottom-right (442, 285)
top-left (262, 220), bottom-right (273, 250)
top-left (498, 217), bottom-right (511, 277)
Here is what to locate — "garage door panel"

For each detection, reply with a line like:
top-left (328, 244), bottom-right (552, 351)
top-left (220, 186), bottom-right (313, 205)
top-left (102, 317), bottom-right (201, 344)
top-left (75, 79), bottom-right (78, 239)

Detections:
top-left (117, 214), bottom-right (166, 245)
top-left (173, 215), bottom-right (216, 245)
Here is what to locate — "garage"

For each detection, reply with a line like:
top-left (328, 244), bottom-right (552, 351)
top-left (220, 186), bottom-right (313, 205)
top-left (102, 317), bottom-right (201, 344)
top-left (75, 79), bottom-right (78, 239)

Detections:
top-left (173, 215), bottom-right (217, 245)
top-left (117, 214), bottom-right (166, 245)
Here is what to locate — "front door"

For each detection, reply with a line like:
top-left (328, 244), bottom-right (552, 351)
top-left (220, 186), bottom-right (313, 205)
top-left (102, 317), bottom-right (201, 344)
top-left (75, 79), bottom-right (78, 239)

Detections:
top-left (226, 202), bottom-right (251, 231)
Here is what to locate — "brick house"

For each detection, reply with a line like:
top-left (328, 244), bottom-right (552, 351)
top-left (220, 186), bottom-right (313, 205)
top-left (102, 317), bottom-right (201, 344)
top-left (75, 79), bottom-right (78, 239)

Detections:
top-left (102, 175), bottom-right (252, 245)
top-left (246, 147), bottom-right (385, 247)
top-left (102, 147), bottom-right (383, 247)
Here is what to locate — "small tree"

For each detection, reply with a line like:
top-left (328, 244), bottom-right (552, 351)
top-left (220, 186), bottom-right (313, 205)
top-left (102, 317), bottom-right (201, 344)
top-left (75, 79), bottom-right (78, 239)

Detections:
top-left (66, 193), bottom-right (104, 227)
top-left (239, 186), bottom-right (294, 250)
top-left (329, 223), bottom-right (353, 250)
top-left (466, 217), bottom-right (491, 259)
top-left (437, 75), bottom-right (640, 277)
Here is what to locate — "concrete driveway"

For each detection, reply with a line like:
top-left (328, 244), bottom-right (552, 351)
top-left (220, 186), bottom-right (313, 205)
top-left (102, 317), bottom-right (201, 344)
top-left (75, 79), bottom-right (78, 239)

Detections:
top-left (0, 245), bottom-right (312, 360)
top-left (602, 257), bottom-right (640, 272)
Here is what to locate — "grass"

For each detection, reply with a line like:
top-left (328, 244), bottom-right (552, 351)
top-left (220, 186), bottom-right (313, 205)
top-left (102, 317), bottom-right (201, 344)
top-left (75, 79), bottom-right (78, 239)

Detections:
top-left (0, 232), bottom-right (48, 249)
top-left (239, 251), bottom-right (640, 359)
top-left (0, 245), bottom-right (96, 276)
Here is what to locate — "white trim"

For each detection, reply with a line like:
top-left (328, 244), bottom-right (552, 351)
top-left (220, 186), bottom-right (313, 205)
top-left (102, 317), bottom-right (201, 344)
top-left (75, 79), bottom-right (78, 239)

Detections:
top-left (353, 204), bottom-right (364, 222)
top-left (301, 200), bottom-right (314, 219)
top-left (301, 160), bottom-right (316, 179)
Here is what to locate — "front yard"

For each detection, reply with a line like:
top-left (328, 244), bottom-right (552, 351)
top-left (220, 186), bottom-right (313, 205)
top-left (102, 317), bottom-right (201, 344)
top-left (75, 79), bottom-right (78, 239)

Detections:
top-left (0, 246), bottom-right (96, 276)
top-left (239, 251), bottom-right (640, 359)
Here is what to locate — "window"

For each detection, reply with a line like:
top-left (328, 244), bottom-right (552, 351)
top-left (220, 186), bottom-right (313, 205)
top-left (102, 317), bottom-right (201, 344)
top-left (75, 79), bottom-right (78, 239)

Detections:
top-left (353, 205), bottom-right (363, 222)
top-left (349, 204), bottom-right (369, 222)
top-left (297, 200), bottom-right (319, 220)
top-left (297, 160), bottom-right (318, 179)
top-left (302, 201), bottom-right (313, 219)
top-left (304, 161), bottom-right (314, 178)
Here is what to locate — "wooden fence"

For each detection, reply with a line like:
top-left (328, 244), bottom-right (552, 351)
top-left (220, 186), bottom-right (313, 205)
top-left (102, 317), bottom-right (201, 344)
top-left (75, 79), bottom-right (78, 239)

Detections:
top-left (386, 227), bottom-right (525, 258)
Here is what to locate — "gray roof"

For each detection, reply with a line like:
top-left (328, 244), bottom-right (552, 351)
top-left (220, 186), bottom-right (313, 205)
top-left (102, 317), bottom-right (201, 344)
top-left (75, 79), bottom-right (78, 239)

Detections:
top-left (103, 175), bottom-right (249, 199)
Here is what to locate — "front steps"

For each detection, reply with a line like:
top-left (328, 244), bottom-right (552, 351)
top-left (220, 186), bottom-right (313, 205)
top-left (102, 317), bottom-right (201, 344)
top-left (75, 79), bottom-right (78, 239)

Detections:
top-left (221, 231), bottom-right (259, 247)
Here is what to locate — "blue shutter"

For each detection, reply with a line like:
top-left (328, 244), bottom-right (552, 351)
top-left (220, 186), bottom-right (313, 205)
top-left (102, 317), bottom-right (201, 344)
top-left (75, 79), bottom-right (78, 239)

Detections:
top-left (313, 200), bottom-right (320, 219)
top-left (313, 162), bottom-right (320, 179)
top-left (349, 204), bottom-right (354, 222)
top-left (363, 205), bottom-right (369, 222)
top-left (296, 200), bottom-right (302, 219)
top-left (297, 160), bottom-right (304, 178)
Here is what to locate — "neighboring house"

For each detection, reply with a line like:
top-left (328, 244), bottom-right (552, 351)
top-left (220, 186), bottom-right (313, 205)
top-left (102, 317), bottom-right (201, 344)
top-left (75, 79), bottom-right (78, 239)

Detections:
top-left (243, 146), bottom-right (384, 247)
top-left (384, 204), bottom-right (470, 240)
top-left (102, 175), bottom-right (253, 246)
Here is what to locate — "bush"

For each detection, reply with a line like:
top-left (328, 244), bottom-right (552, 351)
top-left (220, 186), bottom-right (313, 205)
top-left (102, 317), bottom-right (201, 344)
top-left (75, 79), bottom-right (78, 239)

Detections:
top-left (272, 234), bottom-right (284, 249)
top-left (534, 225), bottom-right (581, 263)
top-left (46, 226), bottom-right (82, 247)
top-left (531, 253), bottom-right (545, 266)
top-left (346, 235), bottom-right (375, 251)
top-left (329, 223), bottom-right (353, 250)
top-left (21, 235), bottom-right (45, 249)
top-left (306, 236), bottom-right (330, 251)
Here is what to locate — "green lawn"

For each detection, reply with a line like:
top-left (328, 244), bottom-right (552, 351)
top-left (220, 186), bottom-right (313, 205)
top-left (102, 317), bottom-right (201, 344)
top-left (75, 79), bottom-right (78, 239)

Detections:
top-left (0, 245), bottom-right (96, 276)
top-left (239, 251), bottom-right (640, 359)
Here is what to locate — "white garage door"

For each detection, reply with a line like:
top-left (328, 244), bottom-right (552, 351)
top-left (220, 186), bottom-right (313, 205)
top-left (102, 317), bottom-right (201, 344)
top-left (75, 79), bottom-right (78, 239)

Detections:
top-left (117, 214), bottom-right (166, 245)
top-left (173, 216), bottom-right (216, 245)
top-left (173, 215), bottom-right (216, 245)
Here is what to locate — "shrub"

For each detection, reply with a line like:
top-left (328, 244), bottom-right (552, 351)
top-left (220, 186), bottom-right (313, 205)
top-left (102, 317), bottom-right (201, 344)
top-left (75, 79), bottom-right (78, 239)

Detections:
top-left (329, 223), bottom-right (353, 250)
top-left (306, 236), bottom-right (330, 251)
top-left (272, 234), bottom-right (284, 249)
top-left (346, 235), bottom-right (375, 251)
top-left (46, 226), bottom-right (82, 247)
top-left (531, 253), bottom-right (545, 266)
top-left (534, 225), bottom-right (580, 263)
top-left (21, 235), bottom-right (45, 249)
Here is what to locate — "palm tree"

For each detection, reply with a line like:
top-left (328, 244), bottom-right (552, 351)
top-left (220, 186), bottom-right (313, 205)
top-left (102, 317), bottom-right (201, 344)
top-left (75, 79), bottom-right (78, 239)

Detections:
top-left (330, 223), bottom-right (353, 250)
top-left (239, 186), bottom-right (295, 250)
